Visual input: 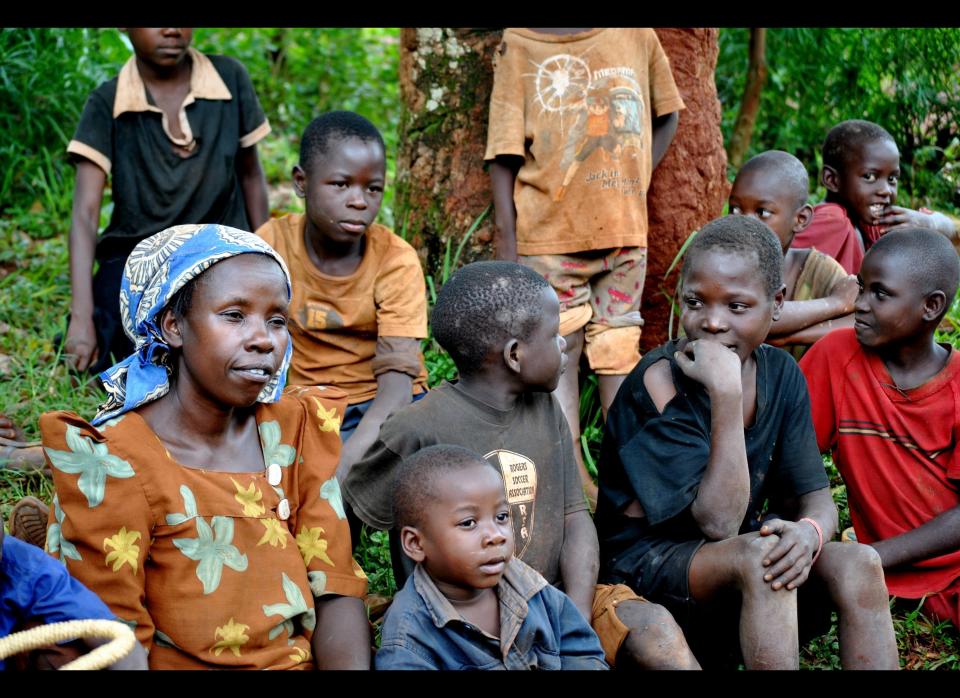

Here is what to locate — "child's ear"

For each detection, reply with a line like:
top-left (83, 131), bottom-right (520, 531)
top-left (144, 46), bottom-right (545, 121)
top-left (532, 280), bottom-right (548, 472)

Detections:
top-left (159, 308), bottom-right (184, 350)
top-left (400, 525), bottom-right (426, 563)
top-left (822, 165), bottom-right (840, 193)
top-left (503, 338), bottom-right (521, 374)
top-left (793, 203), bottom-right (815, 234)
top-left (771, 284), bottom-right (786, 322)
top-left (922, 290), bottom-right (948, 323)
top-left (291, 165), bottom-right (307, 198)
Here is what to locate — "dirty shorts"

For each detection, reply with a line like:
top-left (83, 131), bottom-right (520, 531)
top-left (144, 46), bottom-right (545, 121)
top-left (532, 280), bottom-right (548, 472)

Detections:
top-left (519, 247), bottom-right (647, 375)
top-left (591, 582), bottom-right (650, 667)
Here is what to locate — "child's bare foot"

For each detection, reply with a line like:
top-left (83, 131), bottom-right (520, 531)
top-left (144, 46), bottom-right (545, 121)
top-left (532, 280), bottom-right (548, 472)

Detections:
top-left (0, 413), bottom-right (24, 441)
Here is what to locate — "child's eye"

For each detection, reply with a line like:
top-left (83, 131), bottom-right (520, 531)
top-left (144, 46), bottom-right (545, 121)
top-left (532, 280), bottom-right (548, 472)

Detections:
top-left (729, 302), bottom-right (749, 312)
top-left (863, 173), bottom-right (877, 183)
top-left (729, 204), bottom-right (741, 215)
top-left (222, 310), bottom-right (243, 321)
top-left (684, 297), bottom-right (702, 309)
top-left (270, 316), bottom-right (288, 327)
top-left (331, 181), bottom-right (348, 188)
top-left (369, 185), bottom-right (383, 194)
top-left (888, 175), bottom-right (899, 185)
top-left (496, 511), bottom-right (510, 523)
top-left (757, 208), bottom-right (772, 219)
top-left (457, 518), bottom-right (476, 529)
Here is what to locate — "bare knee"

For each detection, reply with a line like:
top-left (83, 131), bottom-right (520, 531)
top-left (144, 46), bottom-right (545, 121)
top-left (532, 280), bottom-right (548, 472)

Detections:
top-left (731, 533), bottom-right (781, 591)
top-left (616, 600), bottom-right (699, 670)
top-left (817, 542), bottom-right (888, 612)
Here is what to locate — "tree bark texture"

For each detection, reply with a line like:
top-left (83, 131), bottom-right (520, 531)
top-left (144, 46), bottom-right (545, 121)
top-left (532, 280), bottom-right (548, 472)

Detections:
top-left (395, 28), bottom-right (501, 284)
top-left (726, 28), bottom-right (767, 170)
top-left (395, 28), bottom-right (728, 350)
top-left (643, 28), bottom-right (729, 351)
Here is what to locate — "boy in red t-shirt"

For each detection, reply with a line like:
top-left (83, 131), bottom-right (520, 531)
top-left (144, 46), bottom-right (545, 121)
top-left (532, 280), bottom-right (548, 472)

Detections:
top-left (801, 227), bottom-right (960, 627)
top-left (792, 119), bottom-right (957, 275)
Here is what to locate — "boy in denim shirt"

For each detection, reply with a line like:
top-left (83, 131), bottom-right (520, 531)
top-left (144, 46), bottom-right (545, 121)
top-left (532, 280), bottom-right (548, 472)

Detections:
top-left (375, 444), bottom-right (606, 670)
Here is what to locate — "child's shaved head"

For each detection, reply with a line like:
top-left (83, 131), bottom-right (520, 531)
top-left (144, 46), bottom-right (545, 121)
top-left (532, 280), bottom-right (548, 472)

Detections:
top-left (393, 445), bottom-right (499, 530)
top-left (867, 227), bottom-right (960, 308)
top-left (432, 261), bottom-right (551, 375)
top-left (736, 150), bottom-right (809, 209)
top-left (299, 111), bottom-right (385, 173)
top-left (682, 215), bottom-right (784, 299)
top-left (823, 119), bottom-right (896, 172)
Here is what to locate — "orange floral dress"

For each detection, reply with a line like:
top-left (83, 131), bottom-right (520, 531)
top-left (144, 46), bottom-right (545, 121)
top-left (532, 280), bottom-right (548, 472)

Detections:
top-left (40, 385), bottom-right (367, 669)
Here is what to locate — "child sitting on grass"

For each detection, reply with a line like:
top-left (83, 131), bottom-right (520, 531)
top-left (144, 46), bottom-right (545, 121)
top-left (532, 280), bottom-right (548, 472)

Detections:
top-left (345, 261), bottom-right (699, 670)
top-left (801, 227), bottom-right (960, 630)
top-left (64, 28), bottom-right (270, 375)
top-left (792, 119), bottom-right (957, 274)
top-left (40, 224), bottom-right (369, 670)
top-left (728, 150), bottom-right (858, 359)
top-left (375, 444), bottom-right (607, 670)
top-left (595, 215), bottom-right (899, 669)
top-left (256, 111), bottom-right (428, 480)
top-left (1, 522), bottom-right (148, 670)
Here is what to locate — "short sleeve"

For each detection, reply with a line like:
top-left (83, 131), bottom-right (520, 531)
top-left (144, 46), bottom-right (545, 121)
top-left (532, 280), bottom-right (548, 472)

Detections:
top-left (39, 412), bottom-right (156, 651)
top-left (484, 33), bottom-right (527, 161)
top-left (67, 88), bottom-right (113, 174)
top-left (374, 238), bottom-right (428, 339)
top-left (614, 396), bottom-right (711, 526)
top-left (224, 56), bottom-right (270, 148)
top-left (287, 388), bottom-right (368, 599)
top-left (342, 418), bottom-right (418, 530)
top-left (799, 338), bottom-right (839, 454)
top-left (814, 250), bottom-right (853, 295)
top-left (557, 400), bottom-right (589, 516)
top-left (770, 362), bottom-right (830, 498)
top-left (645, 31), bottom-right (685, 118)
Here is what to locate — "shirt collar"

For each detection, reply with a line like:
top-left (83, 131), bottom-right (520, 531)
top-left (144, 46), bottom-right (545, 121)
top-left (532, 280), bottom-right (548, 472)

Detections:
top-left (412, 557), bottom-right (547, 631)
top-left (113, 47), bottom-right (232, 118)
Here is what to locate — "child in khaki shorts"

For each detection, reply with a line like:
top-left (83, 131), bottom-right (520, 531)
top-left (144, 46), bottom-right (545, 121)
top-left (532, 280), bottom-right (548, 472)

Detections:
top-left (486, 28), bottom-right (684, 508)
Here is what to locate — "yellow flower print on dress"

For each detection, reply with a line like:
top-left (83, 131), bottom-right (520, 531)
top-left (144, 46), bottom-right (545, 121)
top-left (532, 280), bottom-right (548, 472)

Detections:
top-left (211, 617), bottom-right (250, 658)
top-left (296, 526), bottom-right (334, 566)
top-left (257, 519), bottom-right (289, 548)
top-left (312, 398), bottom-right (341, 434)
top-left (351, 558), bottom-right (368, 580)
top-left (230, 478), bottom-right (266, 517)
top-left (288, 646), bottom-right (310, 664)
top-left (103, 527), bottom-right (142, 573)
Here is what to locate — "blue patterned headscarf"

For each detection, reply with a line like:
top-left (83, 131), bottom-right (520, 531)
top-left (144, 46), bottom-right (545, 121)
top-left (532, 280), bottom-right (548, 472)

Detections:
top-left (93, 224), bottom-right (294, 425)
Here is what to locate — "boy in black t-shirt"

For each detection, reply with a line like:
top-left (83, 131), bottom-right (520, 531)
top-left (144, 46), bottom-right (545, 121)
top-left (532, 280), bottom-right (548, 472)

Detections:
top-left (595, 215), bottom-right (898, 669)
top-left (63, 28), bottom-right (270, 375)
top-left (344, 261), bottom-right (699, 669)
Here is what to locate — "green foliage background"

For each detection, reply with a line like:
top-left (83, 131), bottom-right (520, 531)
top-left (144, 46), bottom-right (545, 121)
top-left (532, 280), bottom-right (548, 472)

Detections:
top-left (717, 28), bottom-right (960, 213)
top-left (1, 28), bottom-right (959, 668)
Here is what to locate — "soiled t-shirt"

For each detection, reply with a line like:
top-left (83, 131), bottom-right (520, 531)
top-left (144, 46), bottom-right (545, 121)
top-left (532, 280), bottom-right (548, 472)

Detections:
top-left (257, 213), bottom-right (428, 404)
top-left (596, 342), bottom-right (829, 583)
top-left (484, 28), bottom-right (685, 255)
top-left (801, 328), bottom-right (960, 598)
top-left (342, 382), bottom-right (588, 585)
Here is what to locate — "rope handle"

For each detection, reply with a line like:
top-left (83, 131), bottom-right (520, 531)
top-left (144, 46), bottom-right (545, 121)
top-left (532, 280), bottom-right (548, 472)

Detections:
top-left (0, 619), bottom-right (137, 670)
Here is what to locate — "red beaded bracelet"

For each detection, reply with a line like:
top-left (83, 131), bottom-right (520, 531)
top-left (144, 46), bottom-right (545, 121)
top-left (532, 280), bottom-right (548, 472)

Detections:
top-left (799, 517), bottom-right (824, 565)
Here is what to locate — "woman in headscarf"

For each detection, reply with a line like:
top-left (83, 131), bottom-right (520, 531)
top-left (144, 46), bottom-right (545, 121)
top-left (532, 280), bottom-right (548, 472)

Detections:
top-left (40, 224), bottom-right (370, 669)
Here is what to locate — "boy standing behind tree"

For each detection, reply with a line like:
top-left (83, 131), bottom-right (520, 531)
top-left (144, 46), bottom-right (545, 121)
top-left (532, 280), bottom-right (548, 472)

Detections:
top-left (486, 28), bottom-right (684, 508)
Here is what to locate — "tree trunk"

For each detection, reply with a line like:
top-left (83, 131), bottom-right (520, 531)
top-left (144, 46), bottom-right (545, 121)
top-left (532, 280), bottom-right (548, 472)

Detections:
top-left (642, 29), bottom-right (729, 351)
top-left (395, 28), bottom-right (728, 340)
top-left (394, 28), bottom-right (501, 285)
top-left (726, 28), bottom-right (767, 170)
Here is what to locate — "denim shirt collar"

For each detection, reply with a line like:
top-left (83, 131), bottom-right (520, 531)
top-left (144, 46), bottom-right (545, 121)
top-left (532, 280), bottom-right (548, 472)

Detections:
top-left (412, 558), bottom-right (548, 656)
